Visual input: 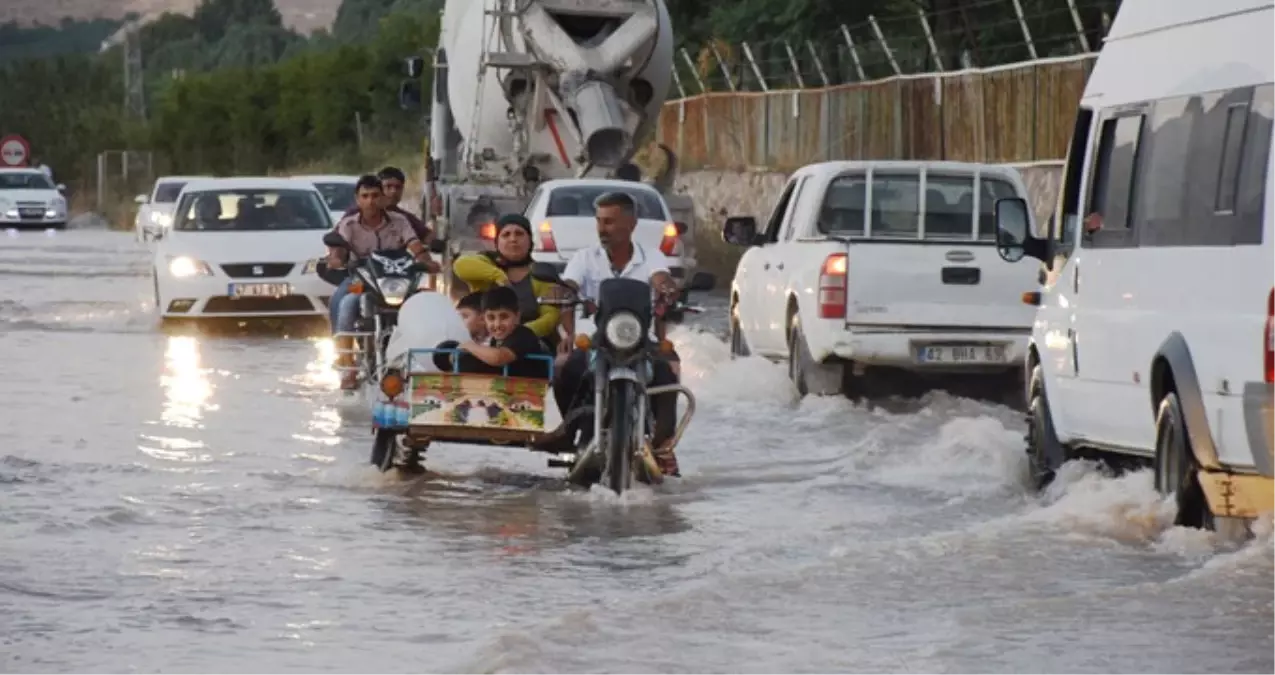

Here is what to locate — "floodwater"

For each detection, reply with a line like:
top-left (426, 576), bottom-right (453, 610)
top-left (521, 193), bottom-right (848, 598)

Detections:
top-left (1, 229), bottom-right (1271, 674)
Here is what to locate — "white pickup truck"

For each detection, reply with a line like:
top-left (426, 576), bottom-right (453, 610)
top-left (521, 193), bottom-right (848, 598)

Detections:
top-left (722, 160), bottom-right (1041, 402)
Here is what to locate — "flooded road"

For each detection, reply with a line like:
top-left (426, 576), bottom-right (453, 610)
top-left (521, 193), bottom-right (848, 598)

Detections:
top-left (1, 229), bottom-right (1271, 673)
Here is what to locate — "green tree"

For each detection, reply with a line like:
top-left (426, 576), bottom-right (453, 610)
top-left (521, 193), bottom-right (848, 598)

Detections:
top-left (193, 0), bottom-right (284, 42)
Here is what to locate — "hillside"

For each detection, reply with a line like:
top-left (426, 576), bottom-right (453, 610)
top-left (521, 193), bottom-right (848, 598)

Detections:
top-left (0, 0), bottom-right (341, 34)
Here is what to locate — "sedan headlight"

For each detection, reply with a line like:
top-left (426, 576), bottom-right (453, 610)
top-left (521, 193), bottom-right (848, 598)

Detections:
top-left (378, 278), bottom-right (410, 305)
top-left (167, 255), bottom-right (213, 278)
top-left (301, 257), bottom-right (324, 274)
top-left (604, 311), bottom-right (643, 350)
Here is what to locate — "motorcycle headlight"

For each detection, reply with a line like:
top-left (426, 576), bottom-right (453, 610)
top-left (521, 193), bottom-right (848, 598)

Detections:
top-left (149, 210), bottom-right (171, 226)
top-left (604, 311), bottom-right (643, 350)
top-left (379, 277), bottom-right (410, 305)
top-left (167, 255), bottom-right (213, 277)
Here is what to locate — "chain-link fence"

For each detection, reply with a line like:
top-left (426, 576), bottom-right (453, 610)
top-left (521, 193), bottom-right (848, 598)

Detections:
top-left (655, 0), bottom-right (1114, 170)
top-left (93, 150), bottom-right (156, 228)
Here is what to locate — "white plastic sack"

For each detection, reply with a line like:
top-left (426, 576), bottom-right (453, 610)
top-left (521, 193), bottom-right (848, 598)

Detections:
top-left (384, 291), bottom-right (472, 372)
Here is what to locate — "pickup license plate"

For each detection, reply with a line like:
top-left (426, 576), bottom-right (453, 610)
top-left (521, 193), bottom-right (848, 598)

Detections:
top-left (914, 343), bottom-right (1009, 364)
top-left (229, 283), bottom-right (290, 298)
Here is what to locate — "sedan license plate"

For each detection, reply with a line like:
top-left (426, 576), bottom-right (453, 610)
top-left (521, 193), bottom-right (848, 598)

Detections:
top-left (229, 283), bottom-right (290, 298)
top-left (915, 343), bottom-right (1008, 364)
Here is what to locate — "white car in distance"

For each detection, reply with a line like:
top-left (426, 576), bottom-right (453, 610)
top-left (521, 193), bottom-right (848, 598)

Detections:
top-left (293, 174), bottom-right (358, 225)
top-left (151, 177), bottom-right (334, 323)
top-left (0, 168), bottom-right (68, 230)
top-left (522, 179), bottom-right (699, 287)
top-left (135, 175), bottom-right (208, 242)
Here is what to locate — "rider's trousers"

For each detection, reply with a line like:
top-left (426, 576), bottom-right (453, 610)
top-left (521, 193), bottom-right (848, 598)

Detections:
top-left (328, 276), bottom-right (360, 333)
top-left (554, 348), bottom-right (679, 448)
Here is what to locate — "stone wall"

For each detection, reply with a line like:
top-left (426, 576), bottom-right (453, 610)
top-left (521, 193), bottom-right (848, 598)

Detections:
top-left (676, 163), bottom-right (1063, 281)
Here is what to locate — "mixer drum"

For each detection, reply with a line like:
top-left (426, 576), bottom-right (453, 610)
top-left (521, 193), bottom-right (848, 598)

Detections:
top-left (439, 0), bottom-right (674, 177)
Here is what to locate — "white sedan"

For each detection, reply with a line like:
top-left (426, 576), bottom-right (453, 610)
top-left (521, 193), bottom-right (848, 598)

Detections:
top-left (134, 175), bottom-right (208, 242)
top-left (523, 179), bottom-right (697, 283)
top-left (152, 177), bottom-right (335, 321)
top-left (0, 168), bottom-right (68, 229)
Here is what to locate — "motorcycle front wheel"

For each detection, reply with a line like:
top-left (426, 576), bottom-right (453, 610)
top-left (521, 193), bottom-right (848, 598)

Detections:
top-left (606, 380), bottom-right (638, 495)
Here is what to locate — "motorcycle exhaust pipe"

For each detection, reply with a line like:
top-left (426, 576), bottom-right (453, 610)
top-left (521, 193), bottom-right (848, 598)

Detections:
top-left (645, 383), bottom-right (696, 453)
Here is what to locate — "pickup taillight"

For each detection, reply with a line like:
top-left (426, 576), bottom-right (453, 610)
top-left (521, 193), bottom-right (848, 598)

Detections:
top-left (818, 253), bottom-right (847, 319)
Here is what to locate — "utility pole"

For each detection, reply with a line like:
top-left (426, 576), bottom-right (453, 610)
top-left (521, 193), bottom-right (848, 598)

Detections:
top-left (122, 21), bottom-right (146, 121)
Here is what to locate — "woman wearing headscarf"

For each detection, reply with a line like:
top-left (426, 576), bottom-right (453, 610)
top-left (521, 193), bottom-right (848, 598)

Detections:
top-left (452, 213), bottom-right (561, 343)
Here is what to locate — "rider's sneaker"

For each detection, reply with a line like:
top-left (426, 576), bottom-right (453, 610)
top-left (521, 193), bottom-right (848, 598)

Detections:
top-left (651, 443), bottom-right (680, 477)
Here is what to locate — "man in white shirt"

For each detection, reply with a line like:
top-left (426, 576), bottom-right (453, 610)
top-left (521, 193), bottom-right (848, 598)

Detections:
top-left (548, 191), bottom-right (684, 476)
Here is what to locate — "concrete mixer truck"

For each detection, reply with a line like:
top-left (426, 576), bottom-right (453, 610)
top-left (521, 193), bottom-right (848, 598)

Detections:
top-left (401, 0), bottom-right (697, 297)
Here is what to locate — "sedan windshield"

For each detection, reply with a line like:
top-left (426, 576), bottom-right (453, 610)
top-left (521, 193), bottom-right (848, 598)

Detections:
top-left (0, 172), bottom-right (54, 190)
top-left (173, 189), bottom-right (331, 232)
top-left (544, 185), bottom-right (668, 220)
top-left (153, 182), bottom-right (187, 203)
top-left (313, 182), bottom-right (356, 212)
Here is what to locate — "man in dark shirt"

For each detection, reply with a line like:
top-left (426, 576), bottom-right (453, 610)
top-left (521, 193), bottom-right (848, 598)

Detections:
top-left (343, 166), bottom-right (431, 242)
top-left (433, 287), bottom-right (550, 379)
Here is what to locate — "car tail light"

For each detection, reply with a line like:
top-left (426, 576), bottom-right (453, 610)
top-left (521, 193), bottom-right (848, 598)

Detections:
top-left (537, 220), bottom-right (557, 252)
top-left (479, 221), bottom-right (496, 241)
top-left (818, 253), bottom-right (847, 319)
top-left (1265, 288), bottom-right (1273, 384)
top-left (660, 222), bottom-right (684, 256)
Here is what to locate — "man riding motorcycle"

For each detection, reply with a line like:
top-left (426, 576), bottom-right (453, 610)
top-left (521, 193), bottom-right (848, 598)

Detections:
top-left (327, 174), bottom-right (439, 389)
top-left (547, 191), bottom-right (684, 476)
top-left (342, 166), bottom-right (433, 243)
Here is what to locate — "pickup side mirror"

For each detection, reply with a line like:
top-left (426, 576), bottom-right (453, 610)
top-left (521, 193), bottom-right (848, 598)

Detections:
top-left (134, 193), bottom-right (149, 204)
top-left (322, 230), bottom-right (350, 248)
top-left (722, 216), bottom-right (757, 246)
top-left (530, 261), bottom-right (563, 284)
top-left (994, 198), bottom-right (1045, 263)
top-left (687, 271), bottom-right (716, 292)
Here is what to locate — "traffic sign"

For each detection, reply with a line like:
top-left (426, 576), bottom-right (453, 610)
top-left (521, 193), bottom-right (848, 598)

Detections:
top-left (0, 134), bottom-right (30, 167)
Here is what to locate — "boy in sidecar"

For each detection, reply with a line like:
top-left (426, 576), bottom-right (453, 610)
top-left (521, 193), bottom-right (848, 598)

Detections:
top-left (456, 291), bottom-right (487, 342)
top-left (433, 287), bottom-right (550, 380)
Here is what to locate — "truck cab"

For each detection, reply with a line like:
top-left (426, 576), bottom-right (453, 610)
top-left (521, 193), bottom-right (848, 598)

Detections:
top-left (723, 160), bottom-right (1040, 402)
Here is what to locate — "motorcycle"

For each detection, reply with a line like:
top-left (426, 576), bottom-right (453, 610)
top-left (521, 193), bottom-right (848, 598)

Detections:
top-left (321, 231), bottom-right (436, 386)
top-left (530, 262), bottom-right (708, 495)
